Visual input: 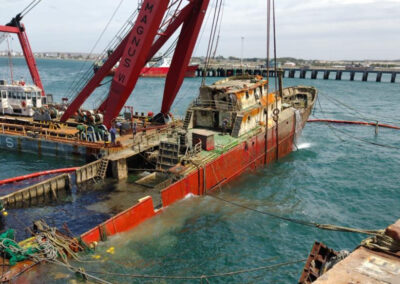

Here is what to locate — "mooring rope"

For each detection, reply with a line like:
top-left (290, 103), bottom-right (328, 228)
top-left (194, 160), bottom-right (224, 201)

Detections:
top-left (47, 257), bottom-right (306, 283)
top-left (315, 94), bottom-right (400, 150)
top-left (361, 233), bottom-right (400, 255)
top-left (208, 194), bottom-right (382, 236)
top-left (319, 92), bottom-right (400, 125)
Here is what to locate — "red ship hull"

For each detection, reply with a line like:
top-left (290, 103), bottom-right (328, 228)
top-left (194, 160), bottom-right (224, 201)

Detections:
top-left (140, 64), bottom-right (198, 78)
top-left (80, 110), bottom-right (308, 244)
top-left (106, 65), bottom-right (198, 78)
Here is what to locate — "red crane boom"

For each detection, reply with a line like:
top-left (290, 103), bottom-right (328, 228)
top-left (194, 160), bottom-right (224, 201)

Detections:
top-left (0, 14), bottom-right (45, 95)
top-left (61, 0), bottom-right (210, 128)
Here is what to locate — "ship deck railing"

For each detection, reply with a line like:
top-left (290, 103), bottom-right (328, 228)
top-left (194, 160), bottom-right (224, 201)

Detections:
top-left (0, 121), bottom-right (106, 148)
top-left (191, 99), bottom-right (239, 111)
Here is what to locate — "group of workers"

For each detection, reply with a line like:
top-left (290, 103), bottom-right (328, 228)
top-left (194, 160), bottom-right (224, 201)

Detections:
top-left (109, 118), bottom-right (145, 145)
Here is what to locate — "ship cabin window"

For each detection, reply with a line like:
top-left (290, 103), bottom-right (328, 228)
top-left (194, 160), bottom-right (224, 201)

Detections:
top-left (17, 92), bottom-right (22, 99)
top-left (245, 91), bottom-right (249, 99)
top-left (1, 91), bottom-right (6, 99)
top-left (26, 92), bottom-right (32, 99)
top-left (11, 92), bottom-right (16, 99)
top-left (42, 96), bottom-right (47, 104)
top-left (264, 85), bottom-right (268, 91)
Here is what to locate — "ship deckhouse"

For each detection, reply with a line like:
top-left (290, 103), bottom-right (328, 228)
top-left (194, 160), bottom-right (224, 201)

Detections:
top-left (186, 75), bottom-right (281, 137)
top-left (0, 80), bottom-right (45, 116)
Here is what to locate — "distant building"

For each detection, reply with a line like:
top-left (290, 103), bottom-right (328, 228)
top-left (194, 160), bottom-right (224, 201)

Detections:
top-left (283, 61), bottom-right (296, 67)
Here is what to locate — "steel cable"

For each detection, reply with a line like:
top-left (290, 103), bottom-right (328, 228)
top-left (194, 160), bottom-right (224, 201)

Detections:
top-left (47, 257), bottom-right (306, 282)
top-left (208, 194), bottom-right (382, 236)
top-left (316, 93), bottom-right (400, 149)
top-left (319, 92), bottom-right (400, 125)
top-left (20, 0), bottom-right (42, 18)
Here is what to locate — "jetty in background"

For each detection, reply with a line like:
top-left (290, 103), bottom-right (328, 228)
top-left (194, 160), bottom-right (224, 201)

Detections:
top-left (196, 65), bottom-right (400, 83)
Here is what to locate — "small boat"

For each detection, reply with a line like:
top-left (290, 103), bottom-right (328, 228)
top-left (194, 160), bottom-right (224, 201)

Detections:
top-left (140, 57), bottom-right (198, 78)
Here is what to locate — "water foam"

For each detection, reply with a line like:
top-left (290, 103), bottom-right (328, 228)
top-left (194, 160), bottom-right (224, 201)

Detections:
top-left (297, 142), bottom-right (313, 150)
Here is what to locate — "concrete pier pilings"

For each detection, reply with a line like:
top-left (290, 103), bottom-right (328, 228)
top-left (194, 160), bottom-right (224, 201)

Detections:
top-left (391, 73), bottom-right (397, 83)
top-left (350, 71), bottom-right (355, 81)
top-left (323, 71), bottom-right (330, 80)
top-left (336, 71), bottom-right (342, 80)
top-left (376, 72), bottom-right (382, 82)
top-left (362, 72), bottom-right (369, 82)
top-left (311, 70), bottom-right (318, 79)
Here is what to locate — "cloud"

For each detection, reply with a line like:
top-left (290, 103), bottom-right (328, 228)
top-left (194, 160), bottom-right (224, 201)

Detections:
top-left (1, 0), bottom-right (399, 60)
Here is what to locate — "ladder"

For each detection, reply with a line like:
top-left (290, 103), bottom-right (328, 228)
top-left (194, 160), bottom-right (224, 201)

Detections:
top-left (183, 110), bottom-right (193, 130)
top-left (231, 115), bottom-right (243, 138)
top-left (96, 159), bottom-right (109, 179)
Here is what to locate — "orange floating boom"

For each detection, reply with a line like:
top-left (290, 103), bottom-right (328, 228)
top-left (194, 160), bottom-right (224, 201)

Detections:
top-left (307, 119), bottom-right (400, 130)
top-left (0, 167), bottom-right (78, 186)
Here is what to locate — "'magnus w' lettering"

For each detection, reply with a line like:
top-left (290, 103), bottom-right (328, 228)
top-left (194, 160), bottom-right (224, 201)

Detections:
top-left (118, 1), bottom-right (155, 83)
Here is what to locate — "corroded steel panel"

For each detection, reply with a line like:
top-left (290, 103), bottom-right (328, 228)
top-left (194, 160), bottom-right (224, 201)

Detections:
top-left (314, 247), bottom-right (400, 284)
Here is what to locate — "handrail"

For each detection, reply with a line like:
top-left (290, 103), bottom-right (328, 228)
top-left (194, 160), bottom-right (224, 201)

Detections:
top-left (191, 98), bottom-right (239, 111)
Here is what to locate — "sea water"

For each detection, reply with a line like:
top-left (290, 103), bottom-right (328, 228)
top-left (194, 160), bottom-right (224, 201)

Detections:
top-left (1, 58), bottom-right (400, 283)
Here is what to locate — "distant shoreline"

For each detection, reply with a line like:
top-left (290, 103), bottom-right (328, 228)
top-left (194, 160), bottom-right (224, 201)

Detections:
top-left (0, 56), bottom-right (95, 63)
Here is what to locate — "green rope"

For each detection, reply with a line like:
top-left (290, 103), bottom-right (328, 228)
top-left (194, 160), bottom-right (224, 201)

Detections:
top-left (0, 230), bottom-right (39, 266)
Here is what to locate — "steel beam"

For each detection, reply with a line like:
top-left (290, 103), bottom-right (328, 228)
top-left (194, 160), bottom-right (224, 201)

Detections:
top-left (160, 0), bottom-right (210, 115)
top-left (97, 2), bottom-right (194, 113)
top-left (102, 0), bottom-right (170, 128)
top-left (0, 24), bottom-right (44, 94)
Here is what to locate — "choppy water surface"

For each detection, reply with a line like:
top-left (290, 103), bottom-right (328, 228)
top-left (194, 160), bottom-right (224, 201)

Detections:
top-left (1, 58), bottom-right (400, 283)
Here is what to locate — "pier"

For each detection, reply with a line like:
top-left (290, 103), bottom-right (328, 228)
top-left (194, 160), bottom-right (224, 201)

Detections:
top-left (196, 66), bottom-right (399, 83)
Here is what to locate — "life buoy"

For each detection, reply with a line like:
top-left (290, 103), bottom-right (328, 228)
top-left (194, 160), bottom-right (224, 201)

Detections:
top-left (21, 101), bottom-right (26, 108)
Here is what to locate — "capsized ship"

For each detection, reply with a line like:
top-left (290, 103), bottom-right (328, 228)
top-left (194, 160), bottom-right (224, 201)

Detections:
top-left (61, 74), bottom-right (318, 246)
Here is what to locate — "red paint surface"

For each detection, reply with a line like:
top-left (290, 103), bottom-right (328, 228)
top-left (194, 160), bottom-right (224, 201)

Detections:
top-left (81, 196), bottom-right (157, 244)
top-left (0, 167), bottom-right (78, 186)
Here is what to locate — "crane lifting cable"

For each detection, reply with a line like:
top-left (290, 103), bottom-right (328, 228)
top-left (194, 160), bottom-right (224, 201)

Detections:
top-left (64, 0), bottom-right (129, 100)
top-left (20, 0), bottom-right (43, 18)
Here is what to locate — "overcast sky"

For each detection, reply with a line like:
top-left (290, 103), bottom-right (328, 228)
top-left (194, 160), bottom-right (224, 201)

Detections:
top-left (1, 0), bottom-right (399, 60)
